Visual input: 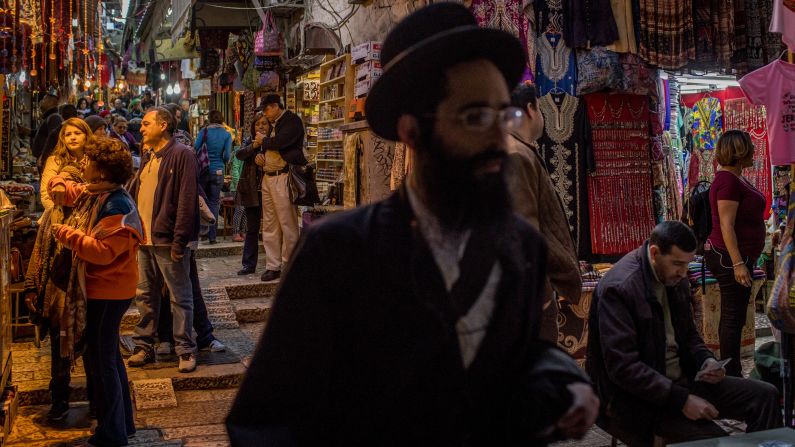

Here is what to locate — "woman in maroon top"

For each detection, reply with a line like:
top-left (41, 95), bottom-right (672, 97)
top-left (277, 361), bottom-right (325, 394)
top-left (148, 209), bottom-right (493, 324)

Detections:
top-left (705, 130), bottom-right (766, 377)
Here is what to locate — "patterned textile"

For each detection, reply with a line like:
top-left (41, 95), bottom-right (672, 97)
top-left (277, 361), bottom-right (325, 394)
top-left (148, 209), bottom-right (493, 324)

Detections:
top-left (535, 32), bottom-right (577, 96)
top-left (537, 93), bottom-right (594, 259)
top-left (533, 0), bottom-right (564, 34)
top-left (585, 93), bottom-right (656, 255)
top-left (691, 280), bottom-right (760, 358)
top-left (693, 0), bottom-right (735, 70)
top-left (558, 291), bottom-right (591, 368)
top-left (617, 53), bottom-right (654, 95)
top-left (576, 47), bottom-right (622, 95)
top-left (733, 0), bottom-right (749, 74)
top-left (691, 97), bottom-right (722, 151)
top-left (747, 0), bottom-right (785, 71)
top-left (471, 0), bottom-right (532, 69)
top-left (637, 0), bottom-right (695, 69)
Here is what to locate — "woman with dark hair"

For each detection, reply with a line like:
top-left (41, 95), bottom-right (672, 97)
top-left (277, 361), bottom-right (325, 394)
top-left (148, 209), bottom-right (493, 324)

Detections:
top-left (86, 101), bottom-right (101, 117)
top-left (47, 136), bottom-right (141, 446)
top-left (234, 113), bottom-right (267, 275)
top-left (194, 110), bottom-right (232, 244)
top-left (76, 97), bottom-right (90, 116)
top-left (705, 130), bottom-right (766, 377)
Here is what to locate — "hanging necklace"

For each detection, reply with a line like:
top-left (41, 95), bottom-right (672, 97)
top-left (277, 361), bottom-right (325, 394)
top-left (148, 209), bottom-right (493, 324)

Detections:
top-left (538, 33), bottom-right (570, 82)
top-left (608, 100), bottom-right (623, 120)
top-left (590, 100), bottom-right (607, 122)
top-left (628, 100), bottom-right (645, 120)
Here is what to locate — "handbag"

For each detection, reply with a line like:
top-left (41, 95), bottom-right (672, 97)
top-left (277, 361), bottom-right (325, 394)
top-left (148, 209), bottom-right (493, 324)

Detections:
top-left (196, 128), bottom-right (210, 174)
top-left (254, 11), bottom-right (283, 56)
top-left (287, 164), bottom-right (320, 206)
top-left (259, 71), bottom-right (280, 92)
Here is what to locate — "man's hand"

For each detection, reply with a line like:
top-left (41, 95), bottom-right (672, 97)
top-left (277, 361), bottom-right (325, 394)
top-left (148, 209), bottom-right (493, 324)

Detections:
top-left (682, 395), bottom-right (719, 421)
top-left (24, 291), bottom-right (37, 314)
top-left (50, 184), bottom-right (66, 205)
top-left (253, 133), bottom-right (265, 149)
top-left (556, 383), bottom-right (599, 440)
top-left (171, 247), bottom-right (185, 263)
top-left (255, 153), bottom-right (267, 167)
top-left (698, 358), bottom-right (727, 384)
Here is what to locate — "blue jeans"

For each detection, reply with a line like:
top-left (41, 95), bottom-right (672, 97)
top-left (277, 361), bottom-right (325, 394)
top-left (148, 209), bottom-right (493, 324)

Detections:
top-left (133, 245), bottom-right (196, 356)
top-left (158, 251), bottom-right (216, 348)
top-left (86, 298), bottom-right (135, 446)
top-left (201, 172), bottom-right (224, 241)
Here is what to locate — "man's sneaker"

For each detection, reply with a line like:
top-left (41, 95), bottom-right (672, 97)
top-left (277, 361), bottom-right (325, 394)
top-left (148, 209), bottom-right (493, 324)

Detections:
top-left (178, 353), bottom-right (197, 373)
top-left (156, 342), bottom-right (174, 356)
top-left (200, 339), bottom-right (226, 352)
top-left (127, 347), bottom-right (155, 367)
top-left (47, 400), bottom-right (69, 421)
top-left (260, 270), bottom-right (281, 283)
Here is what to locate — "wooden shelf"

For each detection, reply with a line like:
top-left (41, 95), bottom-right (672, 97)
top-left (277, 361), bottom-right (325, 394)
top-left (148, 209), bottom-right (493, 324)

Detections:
top-left (319, 96), bottom-right (346, 104)
top-left (318, 118), bottom-right (345, 125)
top-left (320, 75), bottom-right (346, 86)
top-left (320, 54), bottom-right (349, 68)
top-left (317, 139), bottom-right (343, 143)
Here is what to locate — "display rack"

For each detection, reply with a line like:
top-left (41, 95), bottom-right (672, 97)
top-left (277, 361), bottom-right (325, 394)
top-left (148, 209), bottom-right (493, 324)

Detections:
top-left (296, 69), bottom-right (321, 164)
top-left (0, 213), bottom-right (16, 445)
top-left (316, 54), bottom-right (354, 201)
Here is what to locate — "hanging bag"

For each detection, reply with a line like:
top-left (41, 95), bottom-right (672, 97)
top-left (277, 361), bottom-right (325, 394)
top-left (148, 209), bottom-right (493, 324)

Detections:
top-left (287, 164), bottom-right (320, 206)
top-left (254, 11), bottom-right (283, 56)
top-left (196, 127), bottom-right (211, 175)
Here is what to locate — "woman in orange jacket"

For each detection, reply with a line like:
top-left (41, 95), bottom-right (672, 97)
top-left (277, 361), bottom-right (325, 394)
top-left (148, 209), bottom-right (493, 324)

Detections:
top-left (48, 136), bottom-right (142, 447)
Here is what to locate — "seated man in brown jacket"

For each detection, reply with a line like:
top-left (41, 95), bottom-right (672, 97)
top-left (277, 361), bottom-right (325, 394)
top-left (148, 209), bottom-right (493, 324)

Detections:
top-left (588, 221), bottom-right (781, 446)
top-left (506, 83), bottom-right (581, 343)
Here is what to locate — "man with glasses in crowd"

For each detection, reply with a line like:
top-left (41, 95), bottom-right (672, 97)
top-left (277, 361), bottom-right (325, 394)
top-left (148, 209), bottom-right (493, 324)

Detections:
top-left (226, 4), bottom-right (598, 445)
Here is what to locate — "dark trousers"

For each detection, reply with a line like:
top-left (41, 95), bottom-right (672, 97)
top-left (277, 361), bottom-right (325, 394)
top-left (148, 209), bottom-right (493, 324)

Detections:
top-left (704, 246), bottom-right (755, 377)
top-left (158, 251), bottom-right (215, 348)
top-left (200, 172), bottom-right (224, 242)
top-left (604, 376), bottom-right (781, 446)
top-left (242, 206), bottom-right (262, 271)
top-left (86, 298), bottom-right (135, 446)
top-left (49, 325), bottom-right (94, 409)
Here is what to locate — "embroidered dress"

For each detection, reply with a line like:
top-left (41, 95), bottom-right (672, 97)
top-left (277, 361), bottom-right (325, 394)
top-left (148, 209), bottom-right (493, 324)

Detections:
top-left (537, 93), bottom-right (594, 258)
top-left (692, 97), bottom-right (722, 151)
top-left (470, 0), bottom-right (532, 70)
top-left (585, 93), bottom-right (656, 255)
top-left (747, 0), bottom-right (784, 71)
top-left (637, 0), bottom-right (695, 69)
top-left (693, 0), bottom-right (735, 70)
top-left (536, 32), bottom-right (577, 95)
top-left (533, 0), bottom-right (564, 34)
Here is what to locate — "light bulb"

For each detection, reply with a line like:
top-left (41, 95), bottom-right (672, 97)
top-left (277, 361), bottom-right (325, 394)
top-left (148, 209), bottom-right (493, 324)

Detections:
top-left (84, 80), bottom-right (91, 88)
top-left (166, 84), bottom-right (174, 95)
top-left (160, 73), bottom-right (165, 80)
top-left (117, 81), bottom-right (123, 90)
top-left (173, 83), bottom-right (181, 94)
top-left (19, 71), bottom-right (26, 83)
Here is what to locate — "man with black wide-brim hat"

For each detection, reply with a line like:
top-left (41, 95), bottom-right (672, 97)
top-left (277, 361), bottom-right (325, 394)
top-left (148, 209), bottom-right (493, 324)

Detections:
top-left (226, 3), bottom-right (598, 445)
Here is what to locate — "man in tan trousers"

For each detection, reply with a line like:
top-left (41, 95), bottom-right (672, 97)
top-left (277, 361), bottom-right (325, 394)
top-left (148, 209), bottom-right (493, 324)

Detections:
top-left (506, 83), bottom-right (582, 343)
top-left (254, 94), bottom-right (308, 283)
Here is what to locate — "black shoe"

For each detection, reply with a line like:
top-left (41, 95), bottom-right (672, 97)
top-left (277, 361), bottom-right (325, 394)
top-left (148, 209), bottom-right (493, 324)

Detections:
top-left (208, 240), bottom-right (218, 245)
top-left (260, 270), bottom-right (281, 283)
top-left (237, 267), bottom-right (255, 275)
top-left (47, 401), bottom-right (69, 421)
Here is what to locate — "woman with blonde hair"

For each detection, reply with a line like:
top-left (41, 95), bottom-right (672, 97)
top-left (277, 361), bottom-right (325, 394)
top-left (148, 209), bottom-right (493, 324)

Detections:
top-left (24, 116), bottom-right (93, 422)
top-left (705, 130), bottom-right (766, 377)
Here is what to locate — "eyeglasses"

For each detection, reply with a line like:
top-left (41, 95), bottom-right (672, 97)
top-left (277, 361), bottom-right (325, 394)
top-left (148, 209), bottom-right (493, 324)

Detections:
top-left (425, 106), bottom-right (524, 132)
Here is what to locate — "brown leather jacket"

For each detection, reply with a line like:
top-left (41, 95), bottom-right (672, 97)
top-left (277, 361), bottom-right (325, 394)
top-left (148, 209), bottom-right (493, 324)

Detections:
top-left (506, 133), bottom-right (582, 303)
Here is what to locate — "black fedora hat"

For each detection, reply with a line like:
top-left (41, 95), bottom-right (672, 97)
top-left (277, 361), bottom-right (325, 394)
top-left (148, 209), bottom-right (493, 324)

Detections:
top-left (365, 2), bottom-right (526, 141)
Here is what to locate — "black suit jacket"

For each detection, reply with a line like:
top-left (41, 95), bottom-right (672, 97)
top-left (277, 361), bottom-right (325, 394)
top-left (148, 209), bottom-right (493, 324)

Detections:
top-left (225, 190), bottom-right (589, 446)
top-left (263, 110), bottom-right (307, 166)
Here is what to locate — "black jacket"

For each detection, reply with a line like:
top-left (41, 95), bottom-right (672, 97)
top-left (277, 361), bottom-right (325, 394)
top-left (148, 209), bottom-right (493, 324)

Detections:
top-left (586, 243), bottom-right (714, 435)
top-left (234, 137), bottom-right (262, 208)
top-left (226, 190), bottom-right (589, 446)
top-left (127, 138), bottom-right (200, 250)
top-left (263, 110), bottom-right (307, 166)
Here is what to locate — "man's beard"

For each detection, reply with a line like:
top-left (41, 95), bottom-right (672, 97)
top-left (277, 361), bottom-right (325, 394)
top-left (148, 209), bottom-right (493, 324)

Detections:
top-left (414, 135), bottom-right (513, 230)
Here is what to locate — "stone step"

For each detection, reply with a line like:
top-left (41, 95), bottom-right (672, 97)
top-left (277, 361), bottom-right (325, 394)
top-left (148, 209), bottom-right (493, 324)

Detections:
top-left (193, 241), bottom-right (264, 259)
top-left (231, 297), bottom-right (273, 323)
